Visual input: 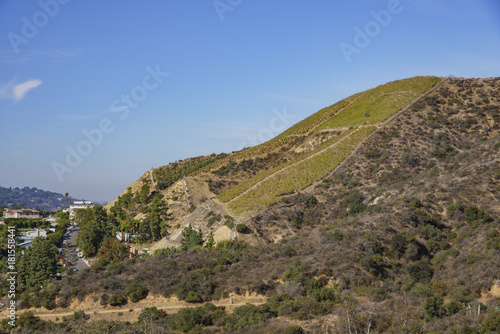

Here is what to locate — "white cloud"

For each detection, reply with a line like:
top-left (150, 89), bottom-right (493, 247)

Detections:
top-left (0, 78), bottom-right (42, 102)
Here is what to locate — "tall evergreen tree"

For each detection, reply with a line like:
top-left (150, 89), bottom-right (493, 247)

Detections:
top-left (76, 206), bottom-right (114, 257)
top-left (148, 194), bottom-right (170, 241)
top-left (18, 237), bottom-right (57, 291)
top-left (206, 232), bottom-right (215, 249)
top-left (180, 224), bottom-right (203, 250)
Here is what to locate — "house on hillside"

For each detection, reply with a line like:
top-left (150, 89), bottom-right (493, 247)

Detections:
top-left (64, 200), bottom-right (95, 219)
top-left (3, 209), bottom-right (40, 219)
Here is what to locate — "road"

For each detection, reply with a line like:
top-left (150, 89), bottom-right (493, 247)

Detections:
top-left (61, 225), bottom-right (89, 273)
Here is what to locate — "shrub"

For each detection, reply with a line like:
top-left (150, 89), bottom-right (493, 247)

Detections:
top-left (215, 240), bottom-right (247, 250)
top-left (138, 307), bottom-right (165, 321)
top-left (401, 152), bottom-right (418, 166)
top-left (225, 216), bottom-right (235, 229)
top-left (177, 269), bottom-right (216, 301)
top-left (108, 294), bottom-right (127, 306)
top-left (364, 149), bottom-right (383, 159)
top-left (224, 304), bottom-right (273, 331)
top-left (282, 259), bottom-right (308, 285)
top-left (125, 282), bottom-right (149, 303)
top-left (167, 306), bottom-right (211, 332)
top-left (311, 287), bottom-right (337, 303)
top-left (100, 294), bottom-right (109, 305)
top-left (424, 295), bottom-right (445, 321)
top-left (368, 288), bottom-right (390, 302)
top-left (185, 291), bottom-right (203, 303)
top-left (73, 310), bottom-right (88, 320)
top-left (361, 254), bottom-right (385, 278)
top-left (282, 245), bottom-right (297, 257)
top-left (407, 260), bottom-right (434, 284)
top-left (391, 233), bottom-right (408, 254)
top-left (326, 232), bottom-right (343, 241)
top-left (479, 312), bottom-right (500, 333)
top-left (236, 224), bottom-right (249, 233)
top-left (464, 205), bottom-right (490, 225)
top-left (446, 300), bottom-right (461, 316)
top-left (285, 325), bottom-right (305, 334)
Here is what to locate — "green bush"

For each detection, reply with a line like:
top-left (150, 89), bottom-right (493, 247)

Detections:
top-left (215, 240), bottom-right (246, 250)
top-left (125, 282), bottom-right (149, 303)
top-left (391, 233), bottom-right (409, 254)
top-left (185, 291), bottom-right (203, 303)
top-left (108, 294), bottom-right (127, 306)
top-left (407, 260), bottom-right (434, 284)
top-left (424, 295), bottom-right (445, 321)
top-left (361, 254), bottom-right (385, 278)
top-left (446, 300), bottom-right (461, 316)
top-left (73, 310), bottom-right (87, 320)
top-left (285, 325), bottom-right (305, 334)
top-left (177, 268), bottom-right (216, 301)
top-left (225, 216), bottom-right (235, 229)
top-left (224, 304), bottom-right (273, 331)
top-left (138, 307), bottom-right (165, 321)
top-left (100, 294), bottom-right (109, 305)
top-left (167, 306), bottom-right (212, 332)
top-left (464, 205), bottom-right (490, 225)
top-left (479, 312), bottom-right (500, 333)
top-left (282, 259), bottom-right (308, 285)
top-left (236, 224), bottom-right (249, 233)
top-left (326, 232), bottom-right (344, 241)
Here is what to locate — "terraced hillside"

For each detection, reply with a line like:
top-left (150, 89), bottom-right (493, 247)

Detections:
top-left (105, 76), bottom-right (444, 226)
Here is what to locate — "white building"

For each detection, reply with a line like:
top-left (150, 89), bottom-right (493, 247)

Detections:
top-left (3, 209), bottom-right (40, 219)
top-left (64, 200), bottom-right (95, 219)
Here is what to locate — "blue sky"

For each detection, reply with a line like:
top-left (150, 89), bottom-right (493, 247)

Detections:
top-left (0, 0), bottom-right (499, 202)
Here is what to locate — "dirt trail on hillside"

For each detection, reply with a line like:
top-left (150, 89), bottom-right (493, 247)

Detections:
top-left (10, 295), bottom-right (267, 323)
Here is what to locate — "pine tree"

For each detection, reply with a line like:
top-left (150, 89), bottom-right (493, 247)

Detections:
top-left (18, 237), bottom-right (57, 291)
top-left (148, 194), bottom-right (170, 241)
top-left (181, 224), bottom-right (203, 250)
top-left (76, 206), bottom-right (114, 257)
top-left (206, 232), bottom-right (215, 249)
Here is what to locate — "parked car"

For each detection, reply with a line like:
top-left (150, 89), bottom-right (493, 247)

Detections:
top-left (77, 252), bottom-right (83, 258)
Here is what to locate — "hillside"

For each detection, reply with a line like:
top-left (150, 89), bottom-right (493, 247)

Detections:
top-left (4, 76), bottom-right (500, 333)
top-left (0, 186), bottom-right (78, 211)
top-left (104, 76), bottom-right (446, 243)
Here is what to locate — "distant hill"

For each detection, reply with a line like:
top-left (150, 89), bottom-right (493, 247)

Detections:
top-left (0, 186), bottom-right (78, 211)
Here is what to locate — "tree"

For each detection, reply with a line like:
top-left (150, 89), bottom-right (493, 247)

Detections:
top-left (76, 206), bottom-right (114, 257)
top-left (148, 194), bottom-right (170, 241)
top-left (97, 238), bottom-right (130, 265)
top-left (139, 184), bottom-right (150, 204)
top-left (181, 224), bottom-right (203, 250)
top-left (64, 192), bottom-right (69, 209)
top-left (206, 232), bottom-right (215, 249)
top-left (424, 296), bottom-right (445, 321)
top-left (47, 232), bottom-right (63, 246)
top-left (55, 219), bottom-right (70, 234)
top-left (18, 237), bottom-right (58, 291)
